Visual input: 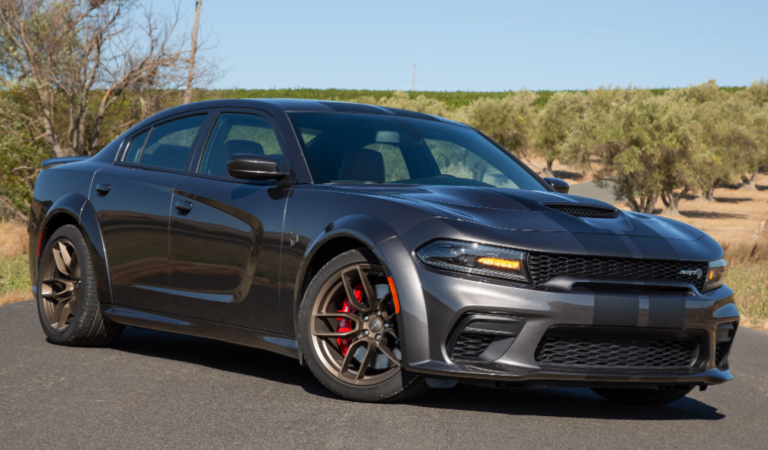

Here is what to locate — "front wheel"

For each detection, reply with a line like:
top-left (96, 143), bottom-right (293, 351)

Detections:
top-left (298, 249), bottom-right (428, 402)
top-left (591, 387), bottom-right (694, 406)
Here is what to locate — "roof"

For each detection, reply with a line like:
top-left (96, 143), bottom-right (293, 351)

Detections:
top-left (147, 98), bottom-right (467, 127)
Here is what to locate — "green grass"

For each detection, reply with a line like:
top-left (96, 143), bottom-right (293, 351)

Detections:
top-left (0, 253), bottom-right (28, 296)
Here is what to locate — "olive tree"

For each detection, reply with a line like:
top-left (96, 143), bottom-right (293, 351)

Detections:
top-left (534, 91), bottom-right (589, 177)
top-left (693, 97), bottom-right (755, 201)
top-left (564, 95), bottom-right (700, 216)
top-left (734, 79), bottom-right (768, 189)
top-left (454, 90), bottom-right (541, 172)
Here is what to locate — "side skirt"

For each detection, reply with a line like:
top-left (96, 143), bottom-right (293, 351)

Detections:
top-left (103, 306), bottom-right (299, 359)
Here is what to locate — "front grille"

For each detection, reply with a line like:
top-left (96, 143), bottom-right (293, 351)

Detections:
top-left (545, 203), bottom-right (618, 218)
top-left (451, 333), bottom-right (494, 361)
top-left (527, 252), bottom-right (709, 291)
top-left (535, 334), bottom-right (699, 369)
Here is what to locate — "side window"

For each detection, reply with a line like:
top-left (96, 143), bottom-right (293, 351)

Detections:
top-left (198, 113), bottom-right (285, 178)
top-left (123, 129), bottom-right (150, 163)
top-left (135, 115), bottom-right (206, 171)
top-left (426, 139), bottom-right (519, 188)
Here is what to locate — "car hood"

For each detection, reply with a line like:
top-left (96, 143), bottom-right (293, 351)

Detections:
top-left (333, 185), bottom-right (705, 241)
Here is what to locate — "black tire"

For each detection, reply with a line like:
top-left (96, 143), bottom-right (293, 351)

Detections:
top-left (298, 248), bottom-right (429, 402)
top-left (591, 387), bottom-right (694, 406)
top-left (36, 225), bottom-right (124, 346)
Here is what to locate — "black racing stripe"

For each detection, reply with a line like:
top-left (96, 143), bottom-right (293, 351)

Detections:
top-left (648, 296), bottom-right (686, 329)
top-left (593, 294), bottom-right (640, 327)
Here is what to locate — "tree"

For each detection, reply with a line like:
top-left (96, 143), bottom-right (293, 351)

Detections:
top-left (534, 91), bottom-right (589, 177)
top-left (735, 80), bottom-right (768, 190)
top-left (564, 95), bottom-right (700, 216)
top-left (692, 97), bottom-right (754, 201)
top-left (0, 0), bottom-right (217, 158)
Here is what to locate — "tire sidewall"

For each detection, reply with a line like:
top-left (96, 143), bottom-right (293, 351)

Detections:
top-left (37, 225), bottom-right (92, 344)
top-left (298, 248), bottom-right (424, 402)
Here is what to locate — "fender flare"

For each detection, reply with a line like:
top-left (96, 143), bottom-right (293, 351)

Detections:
top-left (293, 214), bottom-right (428, 365)
top-left (40, 194), bottom-right (113, 305)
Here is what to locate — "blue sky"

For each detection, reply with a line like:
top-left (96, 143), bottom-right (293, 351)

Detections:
top-left (154, 0), bottom-right (768, 91)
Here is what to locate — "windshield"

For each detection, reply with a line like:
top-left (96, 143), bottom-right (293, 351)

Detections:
top-left (288, 112), bottom-right (547, 191)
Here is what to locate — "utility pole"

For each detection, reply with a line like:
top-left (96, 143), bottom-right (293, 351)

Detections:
top-left (412, 63), bottom-right (416, 92)
top-left (184, 0), bottom-right (202, 104)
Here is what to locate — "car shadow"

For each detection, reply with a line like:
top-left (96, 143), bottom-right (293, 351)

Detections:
top-left (409, 384), bottom-right (724, 421)
top-left (111, 327), bottom-right (724, 421)
top-left (650, 208), bottom-right (747, 219)
top-left (551, 170), bottom-right (584, 182)
top-left (110, 326), bottom-right (337, 399)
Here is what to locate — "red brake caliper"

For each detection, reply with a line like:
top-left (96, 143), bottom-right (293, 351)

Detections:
top-left (337, 283), bottom-right (363, 355)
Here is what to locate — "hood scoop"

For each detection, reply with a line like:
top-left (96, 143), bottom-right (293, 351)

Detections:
top-left (543, 202), bottom-right (619, 218)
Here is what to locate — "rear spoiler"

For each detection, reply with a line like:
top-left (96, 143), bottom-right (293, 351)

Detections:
top-left (41, 156), bottom-right (90, 169)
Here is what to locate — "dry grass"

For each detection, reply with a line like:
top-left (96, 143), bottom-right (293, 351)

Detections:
top-left (0, 221), bottom-right (28, 257)
top-left (722, 241), bottom-right (768, 329)
top-left (0, 221), bottom-right (30, 306)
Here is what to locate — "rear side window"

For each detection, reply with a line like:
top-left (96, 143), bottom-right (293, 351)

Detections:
top-left (198, 113), bottom-right (285, 178)
top-left (123, 129), bottom-right (150, 163)
top-left (128, 115), bottom-right (206, 171)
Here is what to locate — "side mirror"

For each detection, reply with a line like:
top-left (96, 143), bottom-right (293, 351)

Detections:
top-left (544, 177), bottom-right (569, 194)
top-left (227, 154), bottom-right (287, 180)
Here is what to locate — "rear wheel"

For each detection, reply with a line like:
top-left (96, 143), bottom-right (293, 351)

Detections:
top-left (298, 248), bottom-right (428, 402)
top-left (591, 387), bottom-right (694, 406)
top-left (37, 225), bottom-right (124, 346)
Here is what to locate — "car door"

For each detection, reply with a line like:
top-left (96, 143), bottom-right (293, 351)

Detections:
top-left (90, 112), bottom-right (212, 310)
top-left (160, 110), bottom-right (292, 333)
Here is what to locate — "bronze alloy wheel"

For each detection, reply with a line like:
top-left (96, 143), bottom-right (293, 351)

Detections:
top-left (310, 263), bottom-right (402, 386)
top-left (40, 238), bottom-right (81, 332)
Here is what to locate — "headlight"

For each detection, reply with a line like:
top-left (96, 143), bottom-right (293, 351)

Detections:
top-left (416, 240), bottom-right (529, 283)
top-left (702, 259), bottom-right (728, 292)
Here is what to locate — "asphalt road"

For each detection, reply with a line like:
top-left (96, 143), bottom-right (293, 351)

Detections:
top-left (2, 299), bottom-right (767, 449)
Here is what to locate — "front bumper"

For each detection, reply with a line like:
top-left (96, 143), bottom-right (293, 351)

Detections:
top-left (401, 264), bottom-right (739, 387)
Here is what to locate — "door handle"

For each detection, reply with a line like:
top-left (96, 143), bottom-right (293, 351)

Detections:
top-left (174, 200), bottom-right (193, 213)
top-left (95, 183), bottom-right (111, 195)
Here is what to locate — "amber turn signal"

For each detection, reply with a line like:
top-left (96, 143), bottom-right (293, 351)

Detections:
top-left (477, 257), bottom-right (521, 270)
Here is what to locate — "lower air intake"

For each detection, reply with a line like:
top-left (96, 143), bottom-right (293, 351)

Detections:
top-left (451, 333), bottom-right (495, 361)
top-left (535, 333), bottom-right (699, 370)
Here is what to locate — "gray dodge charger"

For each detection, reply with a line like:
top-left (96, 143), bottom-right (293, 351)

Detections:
top-left (29, 99), bottom-right (736, 404)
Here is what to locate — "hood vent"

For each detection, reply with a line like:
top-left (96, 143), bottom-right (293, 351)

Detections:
top-left (544, 203), bottom-right (619, 218)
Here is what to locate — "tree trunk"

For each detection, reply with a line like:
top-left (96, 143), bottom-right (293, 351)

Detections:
top-left (706, 179), bottom-right (720, 202)
top-left (638, 193), bottom-right (657, 214)
top-left (748, 168), bottom-right (760, 190)
top-left (740, 170), bottom-right (759, 190)
top-left (184, 0), bottom-right (202, 105)
top-left (542, 159), bottom-right (555, 178)
top-left (661, 188), bottom-right (688, 216)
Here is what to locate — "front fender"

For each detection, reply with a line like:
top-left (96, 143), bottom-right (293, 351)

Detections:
top-left (37, 194), bottom-right (112, 305)
top-left (293, 214), bottom-right (398, 318)
top-left (293, 213), bottom-right (428, 366)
